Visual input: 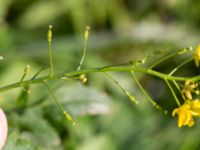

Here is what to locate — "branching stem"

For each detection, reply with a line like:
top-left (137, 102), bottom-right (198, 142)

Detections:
top-left (164, 79), bottom-right (181, 106)
top-left (0, 60), bottom-right (200, 93)
top-left (131, 71), bottom-right (167, 113)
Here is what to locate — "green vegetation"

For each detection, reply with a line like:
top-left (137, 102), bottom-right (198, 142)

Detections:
top-left (1, 0), bottom-right (200, 150)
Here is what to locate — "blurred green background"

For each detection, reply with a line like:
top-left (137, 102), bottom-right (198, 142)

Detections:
top-left (1, 0), bottom-right (200, 150)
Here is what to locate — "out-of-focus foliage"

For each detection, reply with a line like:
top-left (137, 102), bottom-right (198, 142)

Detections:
top-left (4, 0), bottom-right (130, 33)
top-left (1, 0), bottom-right (200, 150)
top-left (2, 0), bottom-right (200, 33)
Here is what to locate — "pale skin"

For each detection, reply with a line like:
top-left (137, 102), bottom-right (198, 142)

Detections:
top-left (0, 108), bottom-right (7, 150)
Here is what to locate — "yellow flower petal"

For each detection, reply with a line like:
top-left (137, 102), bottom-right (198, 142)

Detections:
top-left (190, 100), bottom-right (200, 116)
top-left (185, 90), bottom-right (193, 100)
top-left (172, 108), bottom-right (178, 117)
top-left (172, 103), bottom-right (195, 128)
top-left (188, 118), bottom-right (195, 127)
top-left (194, 45), bottom-right (200, 67)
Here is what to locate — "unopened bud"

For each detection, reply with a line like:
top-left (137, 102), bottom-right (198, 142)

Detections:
top-left (47, 25), bottom-right (53, 42)
top-left (79, 74), bottom-right (87, 83)
top-left (24, 65), bottom-right (30, 75)
top-left (84, 26), bottom-right (90, 40)
top-left (125, 91), bottom-right (139, 104)
top-left (63, 111), bottom-right (75, 126)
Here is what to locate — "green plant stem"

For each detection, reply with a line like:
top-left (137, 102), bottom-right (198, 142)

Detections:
top-left (149, 52), bottom-right (177, 69)
top-left (164, 79), bottom-right (181, 106)
top-left (149, 47), bottom-right (193, 70)
top-left (32, 65), bottom-right (48, 79)
top-left (20, 73), bottom-right (26, 84)
top-left (168, 57), bottom-right (193, 76)
top-left (131, 71), bottom-right (167, 113)
top-left (43, 81), bottom-right (65, 112)
top-left (1, 64), bottom-right (200, 93)
top-left (48, 40), bottom-right (53, 76)
top-left (172, 80), bottom-right (186, 101)
top-left (104, 72), bottom-right (138, 104)
top-left (43, 82), bottom-right (75, 125)
top-left (77, 33), bottom-right (88, 71)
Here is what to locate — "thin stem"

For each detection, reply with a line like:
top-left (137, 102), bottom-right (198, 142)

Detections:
top-left (77, 26), bottom-right (90, 70)
top-left (149, 47), bottom-right (193, 70)
top-left (47, 25), bottom-right (54, 76)
top-left (43, 81), bottom-right (75, 125)
top-left (48, 40), bottom-right (53, 76)
top-left (32, 65), bottom-right (48, 80)
top-left (164, 79), bottom-right (181, 106)
top-left (168, 57), bottom-right (193, 76)
top-left (131, 71), bottom-right (167, 114)
top-left (1, 64), bottom-right (200, 93)
top-left (20, 74), bottom-right (26, 84)
top-left (149, 52), bottom-right (177, 69)
top-left (104, 72), bottom-right (138, 104)
top-left (20, 65), bottom-right (30, 84)
top-left (43, 81), bottom-right (65, 112)
top-left (172, 80), bottom-right (186, 101)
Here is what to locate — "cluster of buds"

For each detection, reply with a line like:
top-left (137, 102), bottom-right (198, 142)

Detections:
top-left (173, 81), bottom-right (200, 127)
top-left (182, 81), bottom-right (199, 100)
top-left (172, 45), bottom-right (200, 128)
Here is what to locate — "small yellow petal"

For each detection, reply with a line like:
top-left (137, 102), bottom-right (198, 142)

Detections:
top-left (178, 114), bottom-right (184, 127)
top-left (173, 103), bottom-right (195, 128)
top-left (185, 91), bottom-right (192, 100)
top-left (194, 45), bottom-right (200, 67)
top-left (188, 118), bottom-right (195, 127)
top-left (190, 100), bottom-right (200, 116)
top-left (172, 108), bottom-right (178, 117)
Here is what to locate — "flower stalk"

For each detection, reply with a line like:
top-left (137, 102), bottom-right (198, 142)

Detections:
top-left (47, 25), bottom-right (54, 77)
top-left (2, 26), bottom-right (200, 128)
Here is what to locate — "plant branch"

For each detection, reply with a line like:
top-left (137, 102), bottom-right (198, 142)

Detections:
top-left (0, 63), bottom-right (200, 93)
top-left (164, 79), bottom-right (181, 106)
top-left (130, 71), bottom-right (167, 113)
top-left (168, 57), bottom-right (193, 76)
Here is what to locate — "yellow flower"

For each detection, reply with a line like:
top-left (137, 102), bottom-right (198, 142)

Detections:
top-left (194, 45), bottom-right (200, 67)
top-left (190, 100), bottom-right (200, 116)
top-left (172, 103), bottom-right (195, 127)
top-left (182, 81), bottom-right (198, 100)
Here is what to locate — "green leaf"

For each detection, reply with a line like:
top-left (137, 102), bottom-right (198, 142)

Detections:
top-left (4, 132), bottom-right (40, 150)
top-left (17, 109), bottom-right (61, 148)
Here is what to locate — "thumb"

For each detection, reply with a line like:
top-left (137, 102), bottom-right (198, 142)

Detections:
top-left (0, 108), bottom-right (8, 150)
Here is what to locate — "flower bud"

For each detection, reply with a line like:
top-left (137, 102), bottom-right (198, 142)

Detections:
top-left (79, 74), bottom-right (87, 83)
top-left (84, 26), bottom-right (90, 40)
top-left (47, 25), bottom-right (53, 42)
